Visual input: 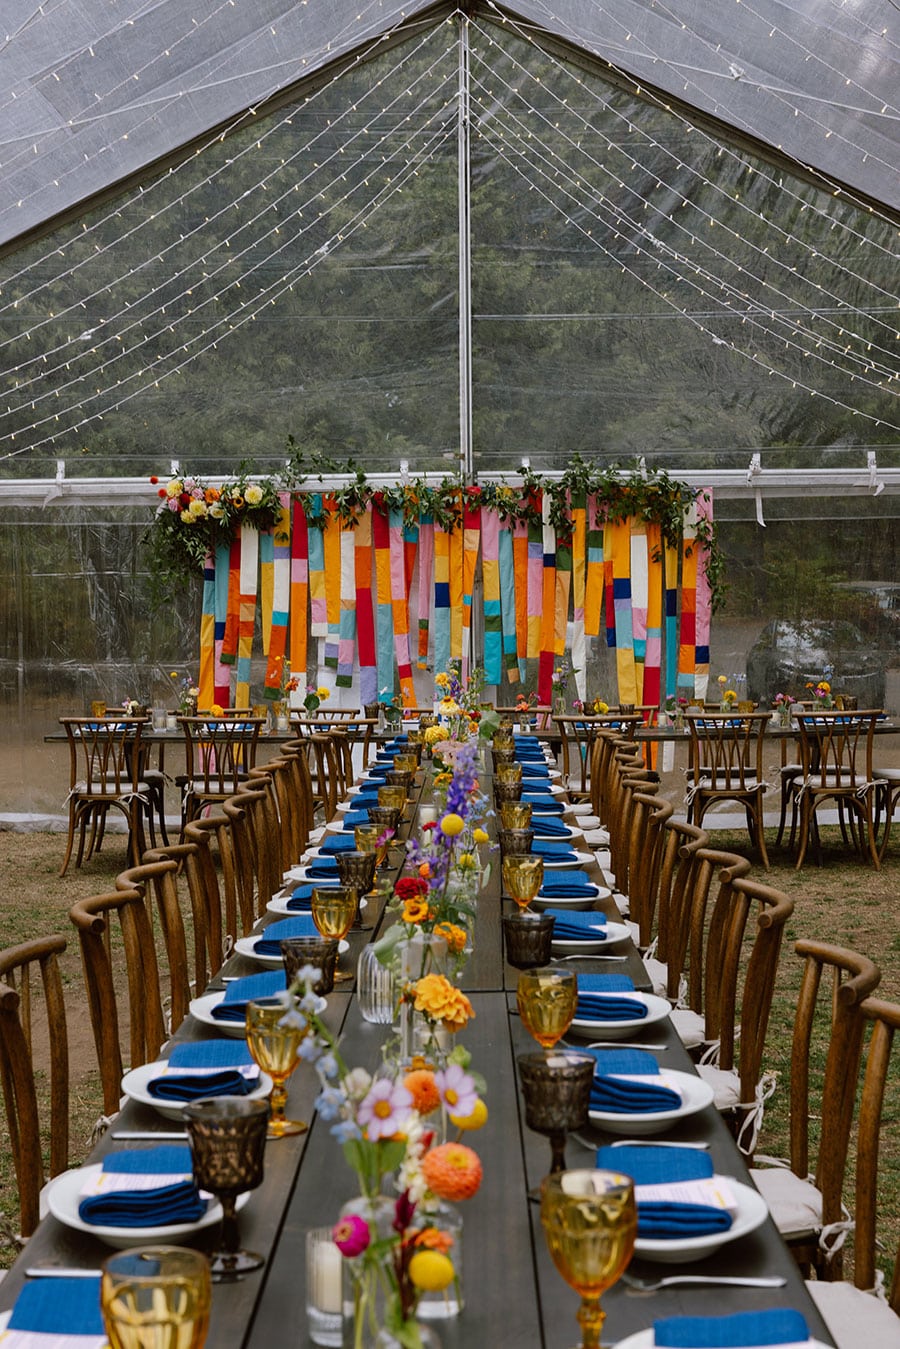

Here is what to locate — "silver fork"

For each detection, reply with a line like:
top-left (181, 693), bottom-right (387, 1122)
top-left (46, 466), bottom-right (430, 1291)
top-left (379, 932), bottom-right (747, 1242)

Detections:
top-left (552, 954), bottom-right (628, 963)
top-left (622, 1272), bottom-right (786, 1292)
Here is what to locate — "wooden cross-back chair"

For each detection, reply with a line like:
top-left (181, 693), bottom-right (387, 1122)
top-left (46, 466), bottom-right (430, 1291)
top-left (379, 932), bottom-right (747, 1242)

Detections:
top-left (176, 714), bottom-right (265, 832)
top-left (751, 940), bottom-right (882, 1281)
top-left (68, 890), bottom-right (168, 1117)
top-left (231, 779), bottom-right (284, 919)
top-left (792, 711), bottom-right (885, 870)
top-left (685, 710), bottom-right (772, 868)
top-left (115, 855), bottom-right (193, 1033)
top-left (308, 732), bottom-right (345, 824)
top-left (805, 996), bottom-right (900, 1346)
top-left (626, 790), bottom-right (674, 950)
top-left (0, 936), bottom-right (70, 1240)
top-left (183, 813), bottom-right (253, 976)
top-left (58, 716), bottom-right (152, 875)
top-left (249, 760), bottom-right (301, 880)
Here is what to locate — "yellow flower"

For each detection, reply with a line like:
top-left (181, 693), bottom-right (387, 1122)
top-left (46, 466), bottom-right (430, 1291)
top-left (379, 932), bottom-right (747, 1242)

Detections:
top-left (245, 484), bottom-right (263, 506)
top-left (457, 852), bottom-right (477, 872)
top-left (188, 498), bottom-right (207, 518)
top-left (435, 672), bottom-right (451, 689)
top-left (439, 697), bottom-right (461, 716)
top-left (180, 509), bottom-right (193, 523)
top-left (402, 897), bottom-right (432, 925)
top-left (210, 704), bottom-right (224, 717)
top-left (472, 827), bottom-right (489, 845)
top-left (433, 772), bottom-right (452, 788)
top-left (433, 922), bottom-right (467, 954)
top-left (593, 699), bottom-right (609, 715)
top-left (209, 502), bottom-right (225, 518)
top-left (424, 724), bottom-right (446, 747)
top-left (413, 975), bottom-right (474, 1033)
top-left (440, 812), bottom-right (465, 837)
top-left (817, 680), bottom-right (831, 694)
top-left (165, 479), bottom-right (182, 497)
top-left (317, 686), bottom-right (331, 701)
top-left (408, 1250), bottom-right (455, 1292)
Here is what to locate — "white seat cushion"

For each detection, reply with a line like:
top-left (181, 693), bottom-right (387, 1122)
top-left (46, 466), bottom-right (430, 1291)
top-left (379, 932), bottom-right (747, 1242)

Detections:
top-left (696, 1063), bottom-right (741, 1109)
top-left (807, 1279), bottom-right (900, 1349)
top-left (750, 1166), bottom-right (822, 1239)
top-left (642, 956), bottom-right (668, 998)
top-left (669, 1006), bottom-right (706, 1050)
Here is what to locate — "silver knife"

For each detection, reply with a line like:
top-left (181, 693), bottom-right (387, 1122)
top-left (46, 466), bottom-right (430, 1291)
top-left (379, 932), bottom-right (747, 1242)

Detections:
top-left (110, 1130), bottom-right (188, 1140)
top-left (26, 1267), bottom-right (101, 1278)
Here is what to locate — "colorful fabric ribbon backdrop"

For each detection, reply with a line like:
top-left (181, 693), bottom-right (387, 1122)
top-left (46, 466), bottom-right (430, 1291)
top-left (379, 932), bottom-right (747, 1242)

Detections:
top-left (197, 489), bottom-right (713, 712)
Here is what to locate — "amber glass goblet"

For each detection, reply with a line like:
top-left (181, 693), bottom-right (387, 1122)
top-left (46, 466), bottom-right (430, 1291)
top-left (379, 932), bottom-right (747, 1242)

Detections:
top-left (392, 752), bottom-right (418, 776)
top-left (517, 966), bottom-right (577, 1052)
top-left (502, 854), bottom-right (544, 911)
top-left (500, 800), bottom-right (533, 829)
top-left (310, 885), bottom-right (358, 977)
top-left (494, 781), bottom-right (523, 808)
top-left (246, 999), bottom-right (308, 1138)
top-left (101, 1247), bottom-right (211, 1349)
top-left (495, 763), bottom-right (523, 787)
top-left (184, 1098), bottom-right (269, 1282)
top-left (335, 851), bottom-right (377, 930)
top-left (377, 784), bottom-right (407, 813)
top-left (280, 936), bottom-right (339, 995)
top-left (540, 1169), bottom-right (636, 1349)
top-left (492, 745), bottom-right (516, 767)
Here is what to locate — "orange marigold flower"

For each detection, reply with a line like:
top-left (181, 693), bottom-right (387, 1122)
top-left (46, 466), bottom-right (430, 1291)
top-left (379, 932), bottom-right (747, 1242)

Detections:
top-left (402, 897), bottom-right (432, 925)
top-left (421, 1142), bottom-right (483, 1201)
top-left (413, 975), bottom-right (475, 1033)
top-left (413, 1226), bottom-right (455, 1254)
top-left (404, 1069), bottom-right (441, 1116)
top-left (205, 487), bottom-right (220, 502)
top-left (433, 921), bottom-right (467, 954)
top-left (418, 862), bottom-right (432, 880)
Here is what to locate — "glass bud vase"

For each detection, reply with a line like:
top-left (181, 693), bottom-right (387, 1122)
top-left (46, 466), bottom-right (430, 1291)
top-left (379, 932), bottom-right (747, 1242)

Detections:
top-left (397, 932), bottom-right (451, 1066)
top-left (339, 1196), bottom-right (441, 1349)
top-left (415, 1202), bottom-right (464, 1321)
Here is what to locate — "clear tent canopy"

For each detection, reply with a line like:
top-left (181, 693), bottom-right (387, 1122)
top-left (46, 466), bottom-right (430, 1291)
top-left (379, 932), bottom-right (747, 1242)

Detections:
top-left (0, 2), bottom-right (897, 815)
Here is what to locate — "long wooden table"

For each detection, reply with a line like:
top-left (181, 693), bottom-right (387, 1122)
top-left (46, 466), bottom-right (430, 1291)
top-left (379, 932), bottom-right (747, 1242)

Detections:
top-left (2, 756), bottom-right (837, 1347)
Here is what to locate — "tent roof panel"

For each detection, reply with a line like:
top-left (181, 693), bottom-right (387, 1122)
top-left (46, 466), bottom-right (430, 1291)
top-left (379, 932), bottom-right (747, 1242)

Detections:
top-left (0, 0), bottom-right (897, 251)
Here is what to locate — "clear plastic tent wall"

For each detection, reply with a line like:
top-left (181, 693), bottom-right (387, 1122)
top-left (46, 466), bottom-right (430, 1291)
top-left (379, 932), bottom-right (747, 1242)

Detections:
top-left (0, 14), bottom-right (897, 816)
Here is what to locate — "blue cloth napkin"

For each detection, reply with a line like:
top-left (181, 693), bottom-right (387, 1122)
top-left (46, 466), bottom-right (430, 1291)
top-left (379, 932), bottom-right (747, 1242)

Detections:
top-left (254, 914), bottom-right (319, 956)
top-left (576, 973), bottom-right (647, 1022)
top-left (596, 1144), bottom-right (732, 1238)
top-left (523, 793), bottom-right (565, 814)
top-left (211, 969), bottom-right (287, 1022)
top-left (545, 908), bottom-right (607, 941)
top-left (318, 833), bottom-right (357, 854)
top-left (348, 792), bottom-right (380, 808)
top-left (78, 1146), bottom-right (206, 1227)
top-left (7, 1276), bottom-right (105, 1335)
top-left (341, 809), bottom-right (372, 829)
top-left (583, 1048), bottom-right (681, 1113)
top-left (518, 762), bottom-right (550, 775)
top-left (653, 1310), bottom-right (810, 1346)
top-left (538, 869), bottom-right (597, 899)
top-left (531, 839), bottom-right (578, 862)
top-left (531, 816), bottom-right (574, 838)
top-left (305, 857), bottom-right (340, 877)
top-left (288, 880), bottom-right (340, 912)
top-left (148, 1040), bottom-right (259, 1102)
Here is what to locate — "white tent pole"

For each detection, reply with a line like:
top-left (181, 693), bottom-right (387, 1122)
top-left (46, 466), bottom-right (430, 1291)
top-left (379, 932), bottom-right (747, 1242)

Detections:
top-left (457, 10), bottom-right (473, 486)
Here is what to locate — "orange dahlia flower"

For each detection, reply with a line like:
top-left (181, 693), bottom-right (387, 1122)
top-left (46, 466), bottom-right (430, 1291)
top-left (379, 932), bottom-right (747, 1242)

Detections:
top-left (433, 921), bottom-right (467, 954)
top-left (403, 1068), bottom-right (441, 1116)
top-left (413, 975), bottom-right (475, 1033)
top-left (422, 1142), bottom-right (483, 1201)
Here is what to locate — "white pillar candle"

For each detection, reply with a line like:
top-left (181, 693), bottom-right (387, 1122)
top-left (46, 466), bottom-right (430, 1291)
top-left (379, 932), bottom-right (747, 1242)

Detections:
top-left (418, 805), bottom-right (438, 827)
top-left (312, 1240), bottom-right (343, 1314)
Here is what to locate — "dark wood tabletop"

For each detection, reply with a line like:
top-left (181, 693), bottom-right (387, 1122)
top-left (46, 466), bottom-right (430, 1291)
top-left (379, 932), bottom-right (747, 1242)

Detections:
top-left (1, 753), bottom-right (837, 1347)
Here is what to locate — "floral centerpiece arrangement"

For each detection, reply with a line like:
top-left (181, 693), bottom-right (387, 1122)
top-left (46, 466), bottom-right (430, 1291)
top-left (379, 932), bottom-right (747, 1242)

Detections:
top-left (169, 671), bottom-right (200, 715)
top-left (550, 656), bottom-right (578, 711)
top-left (807, 679), bottom-right (834, 708)
top-left (772, 691), bottom-right (795, 725)
top-left (305, 682), bottom-right (331, 714)
top-left (433, 662), bottom-right (499, 743)
top-left (381, 688), bottom-right (404, 726)
top-left (281, 966), bottom-right (487, 1348)
top-left (375, 740), bottom-right (489, 997)
top-left (572, 696), bottom-right (610, 715)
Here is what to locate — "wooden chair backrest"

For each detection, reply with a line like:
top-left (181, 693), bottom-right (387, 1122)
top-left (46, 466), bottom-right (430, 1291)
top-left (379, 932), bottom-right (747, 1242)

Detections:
top-left (309, 732), bottom-right (341, 822)
top-left (116, 855), bottom-right (192, 1031)
top-left (654, 818), bottom-right (709, 971)
top-left (232, 779), bottom-right (284, 918)
top-left (60, 716), bottom-right (146, 796)
top-left (223, 795), bottom-right (260, 936)
top-left (177, 715), bottom-right (264, 796)
top-left (687, 711), bottom-right (770, 792)
top-left (0, 935), bottom-right (69, 1239)
top-left (725, 876), bottom-right (794, 1103)
top-left (855, 997), bottom-right (900, 1308)
top-left (627, 790), bottom-right (674, 948)
top-left (787, 940), bottom-right (881, 1228)
top-left (794, 711), bottom-right (879, 789)
top-left (68, 890), bottom-right (167, 1116)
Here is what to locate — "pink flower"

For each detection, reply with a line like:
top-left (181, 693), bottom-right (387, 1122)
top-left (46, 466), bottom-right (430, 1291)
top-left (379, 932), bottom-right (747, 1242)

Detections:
top-left (435, 1063), bottom-right (478, 1120)
top-left (357, 1078), bottom-right (413, 1142)
top-left (332, 1214), bottom-right (370, 1256)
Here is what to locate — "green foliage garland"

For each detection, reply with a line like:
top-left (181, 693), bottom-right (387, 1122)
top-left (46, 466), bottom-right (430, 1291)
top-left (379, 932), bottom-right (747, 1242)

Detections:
top-left (145, 446), bottom-right (725, 610)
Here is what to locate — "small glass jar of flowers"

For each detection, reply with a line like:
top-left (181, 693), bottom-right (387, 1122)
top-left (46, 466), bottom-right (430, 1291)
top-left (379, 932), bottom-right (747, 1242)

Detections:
top-left (281, 966), bottom-right (486, 1347)
top-left (772, 692), bottom-right (795, 727)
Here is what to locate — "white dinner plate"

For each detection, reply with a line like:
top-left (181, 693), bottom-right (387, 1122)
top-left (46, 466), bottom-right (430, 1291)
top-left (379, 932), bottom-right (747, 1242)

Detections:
top-left (284, 865), bottom-right (343, 883)
top-left (632, 1178), bottom-right (770, 1263)
top-left (550, 919), bottom-right (631, 952)
top-left (188, 991), bottom-right (326, 1038)
top-left (120, 1060), bottom-right (273, 1122)
top-left (613, 1331), bottom-right (824, 1349)
top-left (530, 885), bottom-right (611, 912)
top-left (567, 992), bottom-right (672, 1041)
top-left (233, 934), bottom-right (349, 965)
top-left (46, 1164), bottom-right (250, 1250)
top-left (587, 1069), bottom-right (714, 1135)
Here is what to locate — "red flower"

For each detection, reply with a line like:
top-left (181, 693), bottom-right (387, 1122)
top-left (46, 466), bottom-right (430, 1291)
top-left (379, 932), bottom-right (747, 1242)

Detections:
top-left (149, 475), bottom-right (159, 484)
top-left (157, 488), bottom-right (167, 498)
top-left (395, 876), bottom-right (429, 902)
